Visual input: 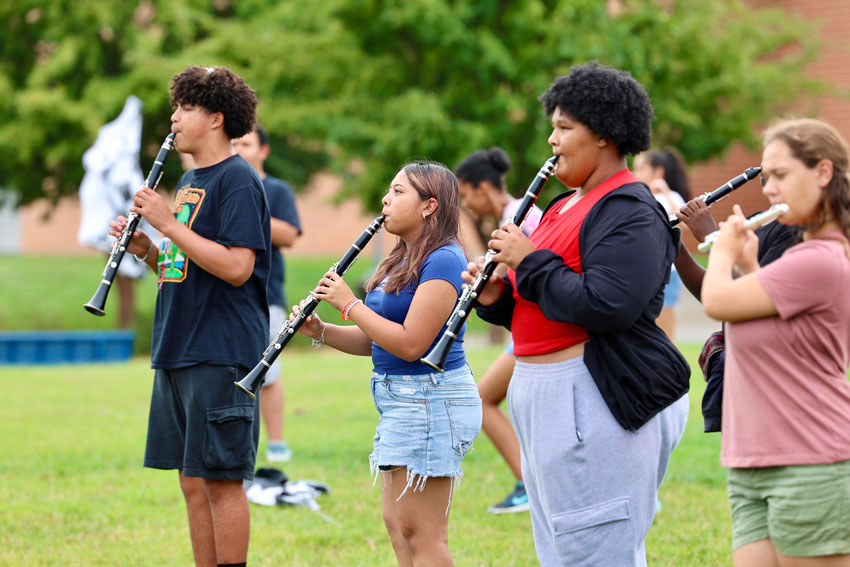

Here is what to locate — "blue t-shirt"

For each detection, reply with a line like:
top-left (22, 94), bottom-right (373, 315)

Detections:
top-left (366, 243), bottom-right (468, 374)
top-left (151, 154), bottom-right (271, 370)
top-left (264, 175), bottom-right (301, 307)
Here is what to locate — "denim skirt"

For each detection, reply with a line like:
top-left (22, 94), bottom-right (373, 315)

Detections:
top-left (369, 365), bottom-right (482, 483)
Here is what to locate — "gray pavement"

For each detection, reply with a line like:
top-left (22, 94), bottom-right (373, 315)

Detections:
top-left (674, 289), bottom-right (722, 345)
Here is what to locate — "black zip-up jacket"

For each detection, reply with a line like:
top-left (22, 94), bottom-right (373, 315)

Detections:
top-left (476, 181), bottom-right (690, 430)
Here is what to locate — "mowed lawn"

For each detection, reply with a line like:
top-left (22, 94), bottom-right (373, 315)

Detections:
top-left (0, 345), bottom-right (730, 567)
top-left (0, 255), bottom-right (730, 566)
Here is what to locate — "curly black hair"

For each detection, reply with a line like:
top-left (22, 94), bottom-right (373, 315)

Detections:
top-left (539, 62), bottom-right (654, 157)
top-left (169, 65), bottom-right (257, 140)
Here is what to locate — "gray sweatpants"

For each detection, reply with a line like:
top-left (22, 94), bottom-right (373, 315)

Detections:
top-left (508, 357), bottom-right (688, 567)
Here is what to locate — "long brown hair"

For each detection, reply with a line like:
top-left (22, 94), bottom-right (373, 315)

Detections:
top-left (764, 118), bottom-right (850, 240)
top-left (365, 161), bottom-right (463, 294)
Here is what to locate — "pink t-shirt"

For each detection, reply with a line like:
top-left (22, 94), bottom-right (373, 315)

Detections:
top-left (502, 198), bottom-right (543, 237)
top-left (722, 233), bottom-right (850, 468)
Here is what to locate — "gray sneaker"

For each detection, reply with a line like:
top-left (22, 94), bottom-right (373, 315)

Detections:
top-left (265, 441), bottom-right (292, 463)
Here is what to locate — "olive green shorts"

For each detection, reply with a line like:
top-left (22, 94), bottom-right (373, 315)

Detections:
top-left (728, 460), bottom-right (850, 557)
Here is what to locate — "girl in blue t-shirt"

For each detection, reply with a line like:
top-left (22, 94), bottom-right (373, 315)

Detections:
top-left (295, 160), bottom-right (482, 566)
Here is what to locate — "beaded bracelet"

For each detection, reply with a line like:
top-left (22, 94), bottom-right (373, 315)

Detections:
top-left (341, 298), bottom-right (362, 321)
top-left (311, 320), bottom-right (326, 349)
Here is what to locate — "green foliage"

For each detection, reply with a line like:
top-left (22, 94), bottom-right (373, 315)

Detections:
top-left (0, 344), bottom-right (730, 565)
top-left (1, 0), bottom-right (821, 209)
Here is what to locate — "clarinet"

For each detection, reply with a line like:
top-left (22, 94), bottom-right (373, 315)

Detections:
top-left (669, 166), bottom-right (762, 227)
top-left (235, 215), bottom-right (386, 398)
top-left (421, 155), bottom-right (559, 373)
top-left (697, 203), bottom-right (789, 252)
top-left (84, 132), bottom-right (176, 316)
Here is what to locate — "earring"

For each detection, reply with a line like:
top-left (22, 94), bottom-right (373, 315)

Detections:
top-left (422, 211), bottom-right (429, 220)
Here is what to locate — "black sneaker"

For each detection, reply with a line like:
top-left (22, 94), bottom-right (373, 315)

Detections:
top-left (487, 481), bottom-right (530, 514)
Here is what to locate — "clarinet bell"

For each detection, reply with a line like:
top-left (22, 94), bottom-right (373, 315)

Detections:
top-left (83, 283), bottom-right (110, 316)
top-left (420, 331), bottom-right (454, 373)
top-left (234, 362), bottom-right (268, 399)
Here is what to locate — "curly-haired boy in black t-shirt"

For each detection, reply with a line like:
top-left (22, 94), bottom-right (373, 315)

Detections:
top-left (109, 65), bottom-right (270, 567)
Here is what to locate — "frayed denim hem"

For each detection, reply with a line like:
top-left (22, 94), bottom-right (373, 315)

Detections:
top-left (370, 458), bottom-right (463, 515)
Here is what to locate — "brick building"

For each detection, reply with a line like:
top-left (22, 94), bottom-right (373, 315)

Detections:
top-left (685, 0), bottom-right (850, 247)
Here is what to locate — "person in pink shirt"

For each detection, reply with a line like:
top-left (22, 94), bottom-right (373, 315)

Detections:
top-left (703, 118), bottom-right (850, 566)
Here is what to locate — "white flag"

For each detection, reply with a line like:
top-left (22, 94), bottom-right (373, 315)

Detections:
top-left (77, 95), bottom-right (157, 279)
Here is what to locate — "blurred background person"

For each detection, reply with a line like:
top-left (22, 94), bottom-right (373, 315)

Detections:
top-left (78, 95), bottom-right (154, 329)
top-left (673, 193), bottom-right (798, 434)
top-left (233, 124), bottom-right (302, 463)
top-left (454, 146), bottom-right (543, 514)
top-left (633, 148), bottom-right (691, 342)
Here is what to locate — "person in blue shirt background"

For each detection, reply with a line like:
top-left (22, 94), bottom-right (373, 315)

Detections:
top-left (233, 124), bottom-right (302, 463)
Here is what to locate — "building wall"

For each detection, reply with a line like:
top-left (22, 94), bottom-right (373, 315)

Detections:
top-left (686, 0), bottom-right (850, 248)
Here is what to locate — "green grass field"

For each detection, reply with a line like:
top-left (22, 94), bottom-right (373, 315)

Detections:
top-left (0, 346), bottom-right (729, 567)
top-left (0, 255), bottom-right (731, 566)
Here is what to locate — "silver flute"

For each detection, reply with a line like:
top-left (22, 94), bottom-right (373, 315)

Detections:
top-left (697, 203), bottom-right (789, 252)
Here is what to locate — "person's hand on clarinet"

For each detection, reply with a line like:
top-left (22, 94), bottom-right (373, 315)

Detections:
top-left (108, 215), bottom-right (152, 257)
top-left (131, 187), bottom-right (177, 235)
top-left (290, 300), bottom-right (323, 339)
top-left (489, 222), bottom-right (536, 270)
top-left (461, 257), bottom-right (506, 307)
top-left (311, 271), bottom-right (356, 313)
top-left (674, 198), bottom-right (718, 243)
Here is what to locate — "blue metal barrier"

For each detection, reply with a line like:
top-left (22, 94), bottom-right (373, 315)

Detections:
top-left (0, 330), bottom-right (136, 365)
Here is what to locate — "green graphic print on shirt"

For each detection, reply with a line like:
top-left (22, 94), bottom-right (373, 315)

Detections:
top-left (158, 185), bottom-right (206, 283)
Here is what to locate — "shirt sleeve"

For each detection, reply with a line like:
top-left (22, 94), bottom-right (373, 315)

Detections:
top-left (217, 171), bottom-right (268, 253)
top-left (419, 246), bottom-right (466, 295)
top-left (515, 196), bottom-right (673, 332)
top-left (473, 275), bottom-right (516, 329)
top-left (756, 241), bottom-right (840, 320)
top-left (274, 180), bottom-right (302, 233)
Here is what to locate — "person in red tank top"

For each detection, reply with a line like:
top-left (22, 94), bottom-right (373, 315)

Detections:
top-left (465, 62), bottom-right (690, 567)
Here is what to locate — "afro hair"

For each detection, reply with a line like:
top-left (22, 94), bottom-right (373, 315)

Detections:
top-left (540, 62), bottom-right (654, 157)
top-left (170, 65), bottom-right (257, 140)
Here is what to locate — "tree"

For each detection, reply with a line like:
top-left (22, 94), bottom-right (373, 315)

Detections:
top-left (0, 0), bottom-right (821, 209)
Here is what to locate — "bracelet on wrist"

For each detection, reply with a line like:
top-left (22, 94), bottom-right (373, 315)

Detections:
top-left (341, 298), bottom-right (362, 321)
top-left (311, 320), bottom-right (326, 349)
top-left (134, 241), bottom-right (154, 262)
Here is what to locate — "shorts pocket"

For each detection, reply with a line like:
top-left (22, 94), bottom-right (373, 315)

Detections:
top-left (552, 498), bottom-right (634, 565)
top-left (203, 404), bottom-right (255, 470)
top-left (445, 399), bottom-right (482, 457)
top-left (384, 380), bottom-right (426, 403)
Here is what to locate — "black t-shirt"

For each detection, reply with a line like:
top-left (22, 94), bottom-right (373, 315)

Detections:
top-left (151, 155), bottom-right (270, 369)
top-left (755, 218), bottom-right (799, 266)
top-left (264, 175), bottom-right (301, 307)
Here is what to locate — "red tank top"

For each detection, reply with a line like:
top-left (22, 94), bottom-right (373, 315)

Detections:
top-left (508, 170), bottom-right (636, 356)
